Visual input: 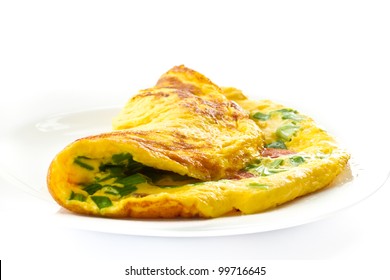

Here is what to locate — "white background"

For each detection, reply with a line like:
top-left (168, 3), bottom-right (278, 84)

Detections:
top-left (1, 0), bottom-right (389, 279)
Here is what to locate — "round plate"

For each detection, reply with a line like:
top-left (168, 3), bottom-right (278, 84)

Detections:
top-left (1, 106), bottom-right (388, 237)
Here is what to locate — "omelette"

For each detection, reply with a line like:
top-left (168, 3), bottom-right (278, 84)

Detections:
top-left (47, 65), bottom-right (350, 218)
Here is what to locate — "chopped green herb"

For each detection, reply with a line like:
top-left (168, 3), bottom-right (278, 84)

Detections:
top-left (275, 108), bottom-right (297, 113)
top-left (126, 161), bottom-right (144, 173)
top-left (253, 165), bottom-right (287, 176)
top-left (274, 108), bottom-right (300, 119)
top-left (69, 191), bottom-right (86, 202)
top-left (102, 185), bottom-right (138, 197)
top-left (252, 112), bottom-right (270, 121)
top-left (74, 156), bottom-right (94, 171)
top-left (112, 153), bottom-right (133, 164)
top-left (99, 154), bottom-right (144, 177)
top-left (115, 173), bottom-right (147, 186)
top-left (269, 159), bottom-right (284, 168)
top-left (83, 183), bottom-right (103, 195)
top-left (96, 173), bottom-right (117, 182)
top-left (265, 140), bottom-right (287, 149)
top-left (103, 186), bottom-right (120, 195)
top-left (116, 185), bottom-right (138, 197)
top-left (276, 124), bottom-right (300, 141)
top-left (76, 156), bottom-right (91, 160)
top-left (266, 168), bottom-right (287, 175)
top-left (290, 156), bottom-right (305, 166)
top-left (247, 183), bottom-right (269, 189)
top-left (99, 163), bottom-right (125, 176)
top-left (99, 165), bottom-right (124, 175)
top-left (91, 196), bottom-right (112, 209)
top-left (245, 164), bottom-right (259, 170)
top-left (280, 111), bottom-right (304, 121)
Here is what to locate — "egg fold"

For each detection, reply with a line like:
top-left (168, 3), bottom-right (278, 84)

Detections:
top-left (47, 65), bottom-right (266, 217)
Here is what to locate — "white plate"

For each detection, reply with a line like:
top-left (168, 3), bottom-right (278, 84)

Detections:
top-left (1, 105), bottom-right (388, 237)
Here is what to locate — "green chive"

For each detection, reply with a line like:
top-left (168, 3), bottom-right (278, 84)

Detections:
top-left (280, 111), bottom-right (304, 121)
top-left (276, 124), bottom-right (300, 141)
top-left (290, 156), bottom-right (305, 166)
top-left (254, 166), bottom-right (268, 176)
top-left (266, 168), bottom-right (287, 175)
top-left (106, 166), bottom-right (124, 176)
top-left (74, 156), bottom-right (94, 171)
top-left (112, 153), bottom-right (133, 164)
top-left (83, 183), bottom-right (103, 195)
top-left (126, 161), bottom-right (144, 173)
top-left (252, 112), bottom-right (270, 121)
top-left (75, 156), bottom-right (91, 159)
top-left (99, 163), bottom-right (123, 173)
top-left (254, 166), bottom-right (287, 176)
top-left (269, 159), bottom-right (284, 168)
top-left (96, 173), bottom-right (116, 182)
top-left (102, 185), bottom-right (138, 197)
top-left (116, 185), bottom-right (138, 197)
top-left (115, 173), bottom-right (147, 185)
top-left (103, 186), bottom-right (120, 195)
top-left (265, 140), bottom-right (287, 149)
top-left (245, 163), bottom-right (259, 170)
top-left (91, 196), bottom-right (112, 209)
top-left (274, 108), bottom-right (297, 113)
top-left (69, 191), bottom-right (86, 202)
top-left (247, 183), bottom-right (269, 189)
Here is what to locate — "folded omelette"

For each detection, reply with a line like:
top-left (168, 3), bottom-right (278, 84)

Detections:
top-left (47, 65), bottom-right (350, 218)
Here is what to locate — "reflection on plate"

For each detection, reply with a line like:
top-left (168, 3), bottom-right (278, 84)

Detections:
top-left (1, 107), bottom-right (388, 237)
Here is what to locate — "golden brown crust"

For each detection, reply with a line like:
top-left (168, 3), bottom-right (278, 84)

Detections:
top-left (155, 65), bottom-right (221, 96)
top-left (110, 66), bottom-right (263, 180)
top-left (47, 65), bottom-right (350, 219)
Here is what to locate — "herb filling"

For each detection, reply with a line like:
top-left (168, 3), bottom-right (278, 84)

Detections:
top-left (69, 153), bottom-right (198, 209)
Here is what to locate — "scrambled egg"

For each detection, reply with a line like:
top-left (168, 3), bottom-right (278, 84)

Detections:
top-left (47, 66), bottom-right (350, 218)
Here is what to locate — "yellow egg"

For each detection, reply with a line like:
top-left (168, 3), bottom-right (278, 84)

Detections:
top-left (47, 66), bottom-right (349, 218)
